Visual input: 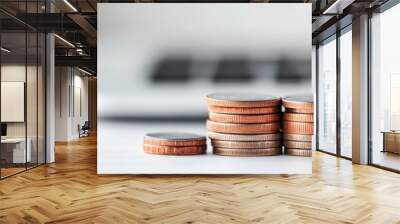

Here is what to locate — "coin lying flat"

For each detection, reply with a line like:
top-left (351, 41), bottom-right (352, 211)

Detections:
top-left (285, 108), bottom-right (314, 114)
top-left (208, 105), bottom-right (281, 115)
top-left (285, 148), bottom-right (312, 157)
top-left (211, 140), bottom-right (281, 149)
top-left (207, 120), bottom-right (280, 134)
top-left (144, 132), bottom-right (206, 146)
top-left (208, 132), bottom-right (281, 141)
top-left (209, 112), bottom-right (280, 124)
top-left (284, 140), bottom-right (312, 149)
top-left (283, 121), bottom-right (314, 134)
top-left (283, 113), bottom-right (314, 123)
top-left (283, 133), bottom-right (313, 142)
top-left (282, 94), bottom-right (314, 110)
top-left (213, 147), bottom-right (282, 156)
top-left (143, 144), bottom-right (206, 155)
top-left (206, 92), bottom-right (281, 108)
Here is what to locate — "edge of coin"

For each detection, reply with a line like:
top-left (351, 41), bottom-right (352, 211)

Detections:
top-left (285, 148), bottom-right (312, 157)
top-left (282, 121), bottom-right (314, 134)
top-left (143, 144), bottom-right (207, 155)
top-left (283, 113), bottom-right (314, 123)
top-left (284, 108), bottom-right (314, 114)
top-left (144, 139), bottom-right (207, 146)
top-left (213, 147), bottom-right (282, 156)
top-left (208, 105), bottom-right (282, 115)
top-left (282, 97), bottom-right (314, 110)
top-left (209, 112), bottom-right (280, 124)
top-left (283, 140), bottom-right (312, 149)
top-left (283, 133), bottom-right (313, 142)
top-left (206, 95), bottom-right (281, 108)
top-left (207, 120), bottom-right (281, 134)
top-left (211, 140), bottom-right (282, 149)
top-left (208, 132), bottom-right (281, 141)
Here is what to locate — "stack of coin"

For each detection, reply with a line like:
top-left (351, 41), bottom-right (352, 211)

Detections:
top-left (206, 93), bottom-right (282, 156)
top-left (282, 95), bottom-right (314, 157)
top-left (143, 132), bottom-right (207, 155)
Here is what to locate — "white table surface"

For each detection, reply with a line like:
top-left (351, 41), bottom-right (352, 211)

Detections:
top-left (1, 137), bottom-right (31, 163)
top-left (98, 120), bottom-right (312, 174)
top-left (1, 138), bottom-right (26, 143)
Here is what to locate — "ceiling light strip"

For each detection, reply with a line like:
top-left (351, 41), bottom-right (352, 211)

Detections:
top-left (78, 67), bottom-right (93, 76)
top-left (323, 0), bottom-right (355, 15)
top-left (1, 47), bottom-right (11, 53)
top-left (54, 34), bottom-right (75, 48)
top-left (63, 0), bottom-right (78, 12)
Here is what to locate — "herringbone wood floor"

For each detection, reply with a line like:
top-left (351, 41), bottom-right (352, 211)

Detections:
top-left (1, 135), bottom-right (400, 224)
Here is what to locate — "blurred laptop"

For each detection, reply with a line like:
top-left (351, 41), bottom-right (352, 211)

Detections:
top-left (99, 55), bottom-right (311, 121)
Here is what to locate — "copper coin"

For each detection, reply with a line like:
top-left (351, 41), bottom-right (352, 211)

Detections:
top-left (209, 112), bottom-right (280, 124)
top-left (213, 147), bottom-right (282, 156)
top-left (283, 112), bottom-right (313, 123)
top-left (206, 92), bottom-right (281, 108)
top-left (285, 148), bottom-right (312, 157)
top-left (211, 140), bottom-right (282, 149)
top-left (285, 108), bottom-right (314, 114)
top-left (207, 120), bottom-right (280, 134)
top-left (208, 105), bottom-right (281, 115)
top-left (144, 132), bottom-right (206, 146)
top-left (283, 121), bottom-right (314, 134)
top-left (284, 140), bottom-right (312, 149)
top-left (143, 144), bottom-right (206, 155)
top-left (282, 94), bottom-right (314, 110)
top-left (283, 133), bottom-right (313, 142)
top-left (208, 131), bottom-right (281, 141)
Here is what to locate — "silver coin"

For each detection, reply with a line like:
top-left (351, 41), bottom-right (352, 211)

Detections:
top-left (144, 132), bottom-right (206, 141)
top-left (207, 92), bottom-right (280, 102)
top-left (283, 94), bottom-right (314, 104)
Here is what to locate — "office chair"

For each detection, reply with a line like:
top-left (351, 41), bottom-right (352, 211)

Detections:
top-left (79, 121), bottom-right (90, 138)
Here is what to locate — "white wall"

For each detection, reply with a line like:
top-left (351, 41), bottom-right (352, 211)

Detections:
top-left (55, 67), bottom-right (89, 141)
top-left (72, 73), bottom-right (89, 138)
top-left (55, 66), bottom-right (69, 141)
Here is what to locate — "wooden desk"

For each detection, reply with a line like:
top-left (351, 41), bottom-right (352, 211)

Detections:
top-left (382, 131), bottom-right (400, 154)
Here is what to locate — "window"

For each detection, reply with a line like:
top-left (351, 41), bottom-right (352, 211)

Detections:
top-left (317, 36), bottom-right (337, 154)
top-left (317, 24), bottom-right (353, 159)
top-left (370, 3), bottom-right (400, 171)
top-left (339, 28), bottom-right (352, 158)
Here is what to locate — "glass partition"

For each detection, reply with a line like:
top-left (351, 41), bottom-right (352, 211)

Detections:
top-left (1, 31), bottom-right (28, 177)
top-left (0, 2), bottom-right (46, 179)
